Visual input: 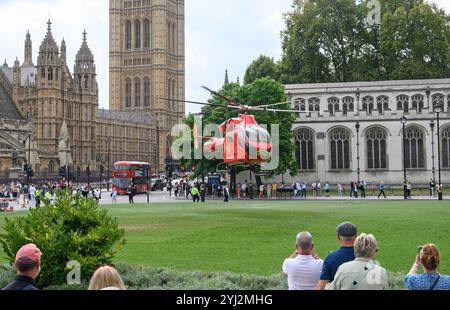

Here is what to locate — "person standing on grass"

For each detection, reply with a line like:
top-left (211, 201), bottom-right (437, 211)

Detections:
top-left (191, 186), bottom-right (200, 202)
top-left (316, 222), bottom-right (357, 290)
top-left (359, 180), bottom-right (366, 198)
top-left (407, 182), bottom-right (412, 199)
top-left (259, 184), bottom-right (265, 198)
top-left (377, 181), bottom-right (386, 199)
top-left (111, 188), bottom-right (118, 204)
top-left (338, 183), bottom-right (343, 197)
top-left (328, 233), bottom-right (388, 290)
top-left (236, 183), bottom-right (241, 199)
top-left (223, 184), bottom-right (230, 202)
top-left (283, 232), bottom-right (323, 290)
top-left (127, 185), bottom-right (135, 204)
top-left (301, 182), bottom-right (307, 198)
top-left (429, 179), bottom-right (435, 197)
top-left (2, 244), bottom-right (42, 290)
top-left (406, 244), bottom-right (450, 290)
top-left (325, 182), bottom-right (330, 198)
top-left (267, 183), bottom-right (272, 199)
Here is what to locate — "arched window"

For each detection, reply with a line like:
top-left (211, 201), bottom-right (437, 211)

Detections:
top-left (144, 19), bottom-right (151, 49)
top-left (172, 79), bottom-right (176, 109)
top-left (48, 67), bottom-right (53, 81)
top-left (412, 94), bottom-right (424, 113)
top-left (328, 97), bottom-right (339, 116)
top-left (144, 77), bottom-right (150, 107)
top-left (432, 93), bottom-right (445, 112)
top-left (366, 127), bottom-right (388, 169)
top-left (342, 97), bottom-right (354, 116)
top-left (295, 129), bottom-right (315, 171)
top-left (404, 127), bottom-right (425, 169)
top-left (48, 160), bottom-right (54, 173)
top-left (135, 78), bottom-right (141, 107)
top-left (362, 96), bottom-right (374, 115)
top-left (126, 20), bottom-right (132, 49)
top-left (293, 98), bottom-right (306, 118)
top-left (167, 22), bottom-right (172, 51)
top-left (172, 23), bottom-right (176, 53)
top-left (397, 95), bottom-right (409, 113)
top-left (41, 68), bottom-right (46, 79)
top-left (135, 20), bottom-right (141, 48)
top-left (442, 126), bottom-right (450, 168)
top-left (308, 98), bottom-right (320, 113)
top-left (329, 128), bottom-right (351, 170)
top-left (125, 78), bottom-right (131, 107)
top-left (376, 96), bottom-right (389, 115)
top-left (84, 74), bottom-right (89, 89)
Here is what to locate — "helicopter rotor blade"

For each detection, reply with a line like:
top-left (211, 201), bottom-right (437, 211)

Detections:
top-left (257, 101), bottom-right (293, 108)
top-left (201, 86), bottom-right (242, 107)
top-left (159, 97), bottom-right (226, 108)
top-left (264, 108), bottom-right (303, 113)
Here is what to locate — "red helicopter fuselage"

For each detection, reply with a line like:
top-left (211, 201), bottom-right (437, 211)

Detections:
top-left (203, 114), bottom-right (272, 165)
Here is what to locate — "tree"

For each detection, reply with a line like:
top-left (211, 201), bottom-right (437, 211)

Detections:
top-left (379, 2), bottom-right (450, 80)
top-left (280, 0), bottom-right (450, 83)
top-left (180, 78), bottom-right (297, 189)
top-left (244, 55), bottom-right (280, 84)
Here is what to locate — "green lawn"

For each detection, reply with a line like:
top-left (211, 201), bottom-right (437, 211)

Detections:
top-left (1, 200), bottom-right (449, 276)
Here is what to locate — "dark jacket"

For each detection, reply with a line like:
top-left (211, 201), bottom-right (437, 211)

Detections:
top-left (2, 275), bottom-right (38, 290)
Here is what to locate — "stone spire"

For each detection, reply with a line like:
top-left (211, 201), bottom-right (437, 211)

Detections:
top-left (75, 29), bottom-right (96, 91)
top-left (37, 19), bottom-right (60, 66)
top-left (60, 37), bottom-right (66, 65)
top-left (224, 69), bottom-right (229, 85)
top-left (24, 30), bottom-right (33, 66)
top-left (236, 76), bottom-right (240, 85)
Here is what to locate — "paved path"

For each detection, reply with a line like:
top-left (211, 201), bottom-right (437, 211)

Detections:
top-left (2, 192), bottom-right (448, 214)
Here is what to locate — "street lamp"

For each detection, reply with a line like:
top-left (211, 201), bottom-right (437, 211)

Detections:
top-left (434, 103), bottom-right (443, 200)
top-left (426, 86), bottom-right (431, 109)
top-left (401, 116), bottom-right (408, 199)
top-left (355, 122), bottom-right (361, 184)
top-left (430, 120), bottom-right (436, 193)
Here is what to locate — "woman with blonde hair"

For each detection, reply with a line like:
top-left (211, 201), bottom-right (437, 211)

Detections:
top-left (328, 233), bottom-right (388, 290)
top-left (406, 244), bottom-right (450, 290)
top-left (88, 265), bottom-right (126, 290)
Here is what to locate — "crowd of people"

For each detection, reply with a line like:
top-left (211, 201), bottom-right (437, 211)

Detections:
top-left (282, 222), bottom-right (450, 290)
top-left (2, 224), bottom-right (449, 290)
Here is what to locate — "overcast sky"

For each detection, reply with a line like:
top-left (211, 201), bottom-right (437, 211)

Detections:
top-left (0, 0), bottom-right (449, 114)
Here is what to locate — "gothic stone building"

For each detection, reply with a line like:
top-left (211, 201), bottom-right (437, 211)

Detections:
top-left (0, 0), bottom-right (184, 180)
top-left (109, 0), bottom-right (185, 167)
top-left (278, 79), bottom-right (450, 187)
top-left (0, 20), bottom-right (158, 180)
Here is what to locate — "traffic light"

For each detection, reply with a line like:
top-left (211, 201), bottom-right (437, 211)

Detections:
top-left (59, 166), bottom-right (66, 177)
top-left (23, 163), bottom-right (28, 177)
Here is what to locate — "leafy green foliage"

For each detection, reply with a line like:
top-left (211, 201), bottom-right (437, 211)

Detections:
top-left (0, 190), bottom-right (126, 287)
top-left (280, 0), bottom-right (450, 83)
top-left (244, 55), bottom-right (280, 85)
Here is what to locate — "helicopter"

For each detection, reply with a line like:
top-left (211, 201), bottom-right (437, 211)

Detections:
top-left (161, 86), bottom-right (300, 167)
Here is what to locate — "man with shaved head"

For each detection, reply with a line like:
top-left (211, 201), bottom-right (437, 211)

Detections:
top-left (282, 231), bottom-right (324, 290)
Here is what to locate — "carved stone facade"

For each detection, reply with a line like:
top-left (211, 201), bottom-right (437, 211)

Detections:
top-left (109, 0), bottom-right (185, 168)
top-left (0, 18), bottom-right (160, 180)
top-left (278, 79), bottom-right (450, 186)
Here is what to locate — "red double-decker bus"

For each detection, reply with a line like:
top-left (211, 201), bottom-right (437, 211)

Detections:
top-left (112, 161), bottom-right (151, 195)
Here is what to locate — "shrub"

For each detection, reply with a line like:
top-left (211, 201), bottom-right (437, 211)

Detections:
top-left (0, 190), bottom-right (126, 288)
